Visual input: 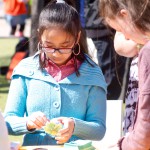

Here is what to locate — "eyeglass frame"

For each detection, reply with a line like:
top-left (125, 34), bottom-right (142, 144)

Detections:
top-left (39, 41), bottom-right (76, 54)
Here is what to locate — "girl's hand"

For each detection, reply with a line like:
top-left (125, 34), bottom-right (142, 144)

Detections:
top-left (26, 111), bottom-right (48, 130)
top-left (55, 117), bottom-right (75, 144)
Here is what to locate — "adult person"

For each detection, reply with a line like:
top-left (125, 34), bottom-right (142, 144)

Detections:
top-left (84, 0), bottom-right (127, 100)
top-left (100, 0), bottom-right (150, 149)
top-left (4, 0), bottom-right (107, 146)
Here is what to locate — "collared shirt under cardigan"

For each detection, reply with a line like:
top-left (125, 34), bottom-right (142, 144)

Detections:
top-left (4, 53), bottom-right (107, 146)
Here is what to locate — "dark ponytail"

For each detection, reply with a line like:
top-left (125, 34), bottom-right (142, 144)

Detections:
top-left (38, 0), bottom-right (92, 76)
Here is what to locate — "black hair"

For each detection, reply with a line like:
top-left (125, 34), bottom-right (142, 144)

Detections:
top-left (38, 0), bottom-right (91, 76)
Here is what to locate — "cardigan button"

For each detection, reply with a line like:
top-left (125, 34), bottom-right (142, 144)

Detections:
top-left (53, 102), bottom-right (60, 108)
top-left (54, 85), bottom-right (59, 91)
top-left (28, 70), bottom-right (34, 76)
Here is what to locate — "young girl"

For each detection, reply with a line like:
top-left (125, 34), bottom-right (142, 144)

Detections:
top-left (4, 0), bottom-right (107, 146)
top-left (114, 32), bottom-right (139, 135)
top-left (100, 0), bottom-right (150, 149)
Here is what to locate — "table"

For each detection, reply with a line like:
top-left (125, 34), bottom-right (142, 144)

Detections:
top-left (19, 145), bottom-right (65, 150)
top-left (18, 141), bottom-right (105, 150)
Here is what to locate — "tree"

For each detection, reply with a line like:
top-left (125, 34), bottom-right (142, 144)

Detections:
top-left (29, 0), bottom-right (48, 55)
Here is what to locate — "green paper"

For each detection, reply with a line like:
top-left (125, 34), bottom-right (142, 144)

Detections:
top-left (64, 140), bottom-right (95, 150)
top-left (43, 121), bottom-right (63, 136)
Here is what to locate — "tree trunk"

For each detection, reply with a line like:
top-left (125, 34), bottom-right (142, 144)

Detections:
top-left (29, 0), bottom-right (45, 56)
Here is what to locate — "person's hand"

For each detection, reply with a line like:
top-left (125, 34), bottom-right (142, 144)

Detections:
top-left (114, 31), bottom-right (138, 57)
top-left (26, 111), bottom-right (48, 130)
top-left (55, 117), bottom-right (75, 144)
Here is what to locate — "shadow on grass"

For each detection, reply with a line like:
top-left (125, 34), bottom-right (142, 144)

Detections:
top-left (0, 74), bottom-right (10, 93)
top-left (0, 83), bottom-right (9, 87)
top-left (0, 89), bottom-right (9, 93)
top-left (0, 85), bottom-right (9, 93)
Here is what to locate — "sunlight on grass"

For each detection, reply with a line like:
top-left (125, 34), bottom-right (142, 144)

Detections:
top-left (0, 75), bottom-right (23, 144)
top-left (0, 38), bottom-right (19, 67)
top-left (0, 75), bottom-right (9, 110)
top-left (0, 38), bottom-right (23, 143)
top-left (9, 136), bottom-right (23, 145)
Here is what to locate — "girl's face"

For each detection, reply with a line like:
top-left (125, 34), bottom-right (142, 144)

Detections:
top-left (106, 9), bottom-right (147, 45)
top-left (41, 28), bottom-right (77, 66)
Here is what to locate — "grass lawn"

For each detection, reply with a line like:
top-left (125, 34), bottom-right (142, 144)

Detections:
top-left (0, 75), bottom-right (23, 144)
top-left (0, 38), bottom-right (23, 144)
top-left (0, 38), bottom-right (19, 67)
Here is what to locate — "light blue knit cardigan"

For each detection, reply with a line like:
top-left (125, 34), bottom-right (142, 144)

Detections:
top-left (4, 54), bottom-right (107, 146)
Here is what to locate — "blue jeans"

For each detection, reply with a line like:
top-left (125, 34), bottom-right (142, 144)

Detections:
top-left (5, 14), bottom-right (27, 26)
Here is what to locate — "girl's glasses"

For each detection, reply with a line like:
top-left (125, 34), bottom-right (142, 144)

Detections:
top-left (40, 41), bottom-right (76, 54)
top-left (41, 47), bottom-right (74, 54)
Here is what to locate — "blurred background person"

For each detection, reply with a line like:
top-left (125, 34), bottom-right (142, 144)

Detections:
top-left (3, 0), bottom-right (29, 37)
top-left (77, 0), bottom-right (128, 100)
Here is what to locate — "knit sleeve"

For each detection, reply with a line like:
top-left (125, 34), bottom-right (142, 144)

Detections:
top-left (4, 75), bottom-right (31, 135)
top-left (73, 86), bottom-right (106, 140)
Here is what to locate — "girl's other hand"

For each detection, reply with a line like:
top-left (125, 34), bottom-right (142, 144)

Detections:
top-left (114, 31), bottom-right (138, 57)
top-left (55, 117), bottom-right (75, 144)
top-left (26, 111), bottom-right (48, 130)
